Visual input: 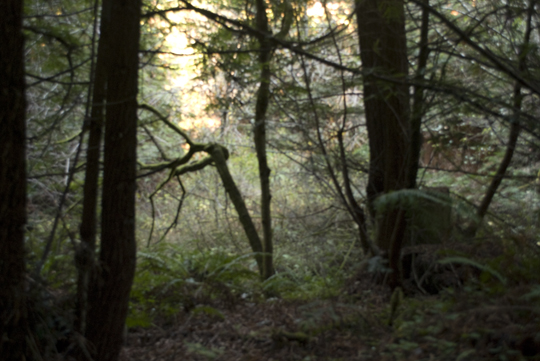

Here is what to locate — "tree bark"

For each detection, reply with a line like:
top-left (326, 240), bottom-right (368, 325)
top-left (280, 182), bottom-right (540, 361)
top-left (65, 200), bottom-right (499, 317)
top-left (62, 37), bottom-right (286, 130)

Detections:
top-left (208, 144), bottom-right (265, 274)
top-left (0, 0), bottom-right (28, 358)
top-left (355, 0), bottom-right (412, 288)
top-left (254, 0), bottom-right (275, 280)
top-left (409, 0), bottom-right (430, 189)
top-left (85, 0), bottom-right (141, 359)
top-left (77, 0), bottom-right (110, 334)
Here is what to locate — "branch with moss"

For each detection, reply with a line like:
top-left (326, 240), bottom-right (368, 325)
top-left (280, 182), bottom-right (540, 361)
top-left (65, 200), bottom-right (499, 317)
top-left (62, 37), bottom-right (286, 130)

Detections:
top-left (137, 105), bottom-right (265, 275)
top-left (206, 144), bottom-right (264, 274)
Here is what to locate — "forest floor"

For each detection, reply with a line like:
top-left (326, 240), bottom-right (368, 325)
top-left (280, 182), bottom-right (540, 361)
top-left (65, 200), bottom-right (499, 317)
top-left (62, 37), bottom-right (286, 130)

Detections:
top-left (120, 268), bottom-right (540, 361)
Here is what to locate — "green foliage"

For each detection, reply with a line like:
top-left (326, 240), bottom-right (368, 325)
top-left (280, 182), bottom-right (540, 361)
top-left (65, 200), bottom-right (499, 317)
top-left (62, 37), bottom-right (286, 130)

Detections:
top-left (262, 268), bottom-right (345, 300)
top-left (128, 240), bottom-right (353, 329)
top-left (380, 278), bottom-right (540, 360)
top-left (128, 244), bottom-right (261, 326)
top-left (491, 242), bottom-right (540, 285)
top-left (192, 305), bottom-right (225, 321)
top-left (185, 341), bottom-right (223, 359)
top-left (41, 254), bottom-right (75, 287)
top-left (521, 285), bottom-right (540, 301)
top-left (438, 256), bottom-right (507, 286)
top-left (129, 239), bottom-right (353, 326)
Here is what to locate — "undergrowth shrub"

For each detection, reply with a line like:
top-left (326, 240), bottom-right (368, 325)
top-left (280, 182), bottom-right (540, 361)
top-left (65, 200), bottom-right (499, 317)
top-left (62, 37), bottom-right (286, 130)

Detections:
top-left (128, 244), bottom-right (260, 327)
top-left (127, 242), bottom-right (351, 328)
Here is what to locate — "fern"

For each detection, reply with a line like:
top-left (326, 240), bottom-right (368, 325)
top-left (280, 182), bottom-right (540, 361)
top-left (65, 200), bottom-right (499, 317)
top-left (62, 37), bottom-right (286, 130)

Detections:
top-left (192, 305), bottom-right (225, 321)
top-left (521, 285), bottom-right (540, 301)
top-left (438, 256), bottom-right (507, 285)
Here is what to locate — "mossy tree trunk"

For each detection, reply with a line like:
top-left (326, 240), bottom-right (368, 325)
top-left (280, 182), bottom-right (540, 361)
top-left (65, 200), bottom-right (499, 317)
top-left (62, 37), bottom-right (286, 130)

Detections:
top-left (254, 0), bottom-right (275, 280)
top-left (208, 145), bottom-right (265, 273)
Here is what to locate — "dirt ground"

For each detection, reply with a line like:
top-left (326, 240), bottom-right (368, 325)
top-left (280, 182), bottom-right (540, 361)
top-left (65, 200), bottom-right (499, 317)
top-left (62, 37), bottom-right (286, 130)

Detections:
top-left (119, 243), bottom-right (540, 361)
top-left (120, 284), bottom-right (540, 361)
top-left (122, 296), bottom-right (383, 361)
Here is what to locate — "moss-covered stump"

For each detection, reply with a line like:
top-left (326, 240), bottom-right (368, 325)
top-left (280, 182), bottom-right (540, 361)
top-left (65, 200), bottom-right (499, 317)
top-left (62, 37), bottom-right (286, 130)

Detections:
top-left (407, 187), bottom-right (452, 246)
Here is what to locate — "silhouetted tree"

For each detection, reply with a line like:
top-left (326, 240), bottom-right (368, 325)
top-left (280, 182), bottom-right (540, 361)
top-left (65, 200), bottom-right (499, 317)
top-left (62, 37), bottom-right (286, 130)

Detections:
top-left (84, 0), bottom-right (141, 359)
top-left (356, 0), bottom-right (415, 288)
top-left (76, 0), bottom-right (110, 335)
top-left (0, 0), bottom-right (29, 358)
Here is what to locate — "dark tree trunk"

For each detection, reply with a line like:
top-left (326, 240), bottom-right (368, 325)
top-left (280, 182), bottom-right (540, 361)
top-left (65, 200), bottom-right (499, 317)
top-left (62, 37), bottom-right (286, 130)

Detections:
top-left (85, 0), bottom-right (141, 359)
top-left (76, 0), bottom-right (111, 334)
top-left (0, 0), bottom-right (28, 358)
top-left (409, 0), bottom-right (430, 189)
top-left (355, 0), bottom-right (412, 288)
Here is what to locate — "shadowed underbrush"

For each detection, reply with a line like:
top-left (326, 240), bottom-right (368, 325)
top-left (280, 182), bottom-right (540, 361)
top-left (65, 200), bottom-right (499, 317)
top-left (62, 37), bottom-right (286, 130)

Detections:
top-left (118, 233), bottom-right (540, 361)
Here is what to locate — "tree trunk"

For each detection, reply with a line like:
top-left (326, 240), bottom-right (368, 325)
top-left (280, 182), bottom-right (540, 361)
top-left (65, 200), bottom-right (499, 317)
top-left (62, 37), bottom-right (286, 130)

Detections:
top-left (0, 0), bottom-right (28, 358)
top-left (254, 0), bottom-right (275, 280)
top-left (76, 0), bottom-right (110, 334)
top-left (409, 0), bottom-right (430, 189)
top-left (208, 144), bottom-right (265, 274)
top-left (85, 0), bottom-right (141, 359)
top-left (355, 0), bottom-right (412, 288)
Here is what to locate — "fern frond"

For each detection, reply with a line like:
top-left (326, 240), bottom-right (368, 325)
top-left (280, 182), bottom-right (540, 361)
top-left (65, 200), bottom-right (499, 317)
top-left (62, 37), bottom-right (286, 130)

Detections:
top-left (374, 189), bottom-right (451, 214)
top-left (438, 256), bottom-right (507, 285)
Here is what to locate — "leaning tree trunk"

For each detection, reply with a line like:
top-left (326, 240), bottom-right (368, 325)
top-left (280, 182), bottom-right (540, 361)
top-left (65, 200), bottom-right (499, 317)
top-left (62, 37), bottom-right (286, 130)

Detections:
top-left (84, 0), bottom-right (141, 359)
top-left (355, 0), bottom-right (413, 289)
top-left (208, 145), bottom-right (265, 274)
top-left (0, 0), bottom-right (28, 358)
